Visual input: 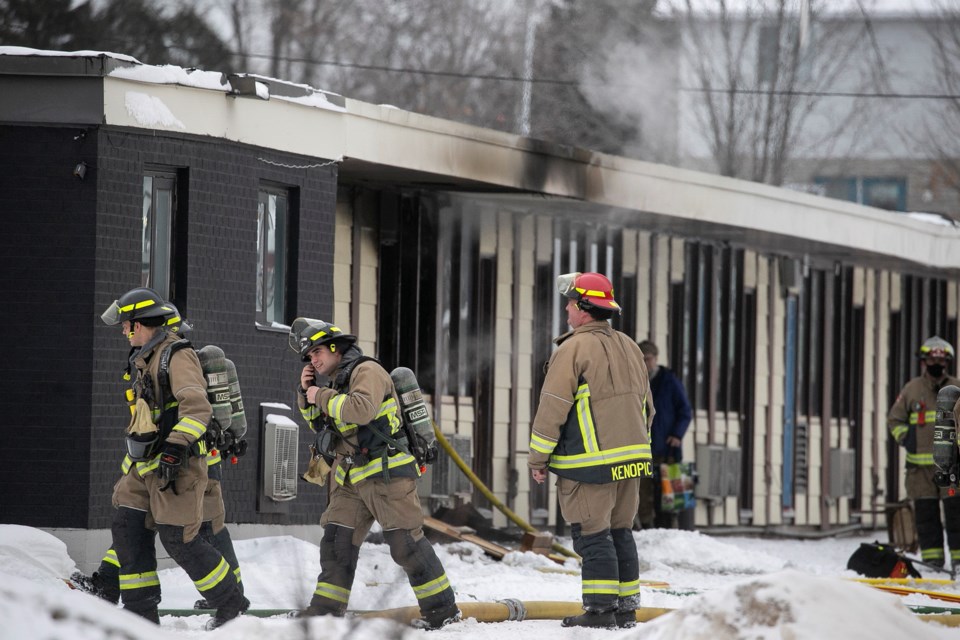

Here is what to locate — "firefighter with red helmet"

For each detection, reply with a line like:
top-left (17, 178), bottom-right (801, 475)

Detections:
top-left (99, 288), bottom-right (246, 628)
top-left (528, 272), bottom-right (654, 629)
top-left (289, 318), bottom-right (460, 630)
top-left (888, 336), bottom-right (960, 567)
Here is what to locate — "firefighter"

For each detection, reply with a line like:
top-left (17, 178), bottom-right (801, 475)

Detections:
top-left (528, 272), bottom-right (654, 629)
top-left (888, 336), bottom-right (960, 568)
top-left (89, 303), bottom-right (247, 612)
top-left (100, 288), bottom-right (246, 628)
top-left (289, 318), bottom-right (460, 630)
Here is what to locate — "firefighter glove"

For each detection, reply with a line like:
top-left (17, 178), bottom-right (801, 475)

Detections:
top-left (157, 441), bottom-right (188, 491)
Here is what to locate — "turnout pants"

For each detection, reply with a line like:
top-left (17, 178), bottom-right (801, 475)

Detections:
top-left (558, 477), bottom-right (641, 613)
top-left (98, 466), bottom-right (243, 598)
top-left (111, 456), bottom-right (241, 613)
top-left (907, 466), bottom-right (960, 566)
top-left (308, 477), bottom-right (455, 617)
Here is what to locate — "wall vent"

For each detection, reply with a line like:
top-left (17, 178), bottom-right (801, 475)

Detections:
top-left (263, 413), bottom-right (298, 502)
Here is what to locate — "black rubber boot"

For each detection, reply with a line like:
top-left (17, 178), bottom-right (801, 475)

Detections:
top-left (615, 609), bottom-right (637, 628)
top-left (125, 606), bottom-right (160, 624)
top-left (205, 590), bottom-right (248, 630)
top-left (412, 602), bottom-right (462, 630)
top-left (561, 609), bottom-right (616, 628)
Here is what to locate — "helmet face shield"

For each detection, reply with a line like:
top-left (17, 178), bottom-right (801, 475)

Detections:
top-left (556, 271), bottom-right (621, 313)
top-left (100, 300), bottom-right (122, 326)
top-left (557, 272), bottom-right (582, 298)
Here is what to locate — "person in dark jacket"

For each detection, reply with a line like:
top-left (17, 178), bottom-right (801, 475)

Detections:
top-left (528, 272), bottom-right (653, 630)
top-left (635, 340), bottom-right (693, 530)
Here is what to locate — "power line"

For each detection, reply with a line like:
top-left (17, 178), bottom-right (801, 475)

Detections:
top-left (683, 87), bottom-right (960, 100)
top-left (240, 50), bottom-right (960, 100)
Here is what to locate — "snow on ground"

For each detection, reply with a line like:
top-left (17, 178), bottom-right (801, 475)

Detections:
top-left (1, 524), bottom-right (959, 639)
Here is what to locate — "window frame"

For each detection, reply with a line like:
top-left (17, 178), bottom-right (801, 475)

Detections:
top-left (140, 170), bottom-right (177, 299)
top-left (256, 183), bottom-right (294, 326)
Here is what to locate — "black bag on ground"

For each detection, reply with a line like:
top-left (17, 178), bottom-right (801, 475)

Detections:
top-left (846, 541), bottom-right (921, 578)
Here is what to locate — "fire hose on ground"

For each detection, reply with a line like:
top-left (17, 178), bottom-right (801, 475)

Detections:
top-left (431, 421), bottom-right (580, 562)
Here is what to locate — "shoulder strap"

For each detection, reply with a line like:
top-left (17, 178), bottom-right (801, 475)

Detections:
top-left (157, 338), bottom-right (193, 405)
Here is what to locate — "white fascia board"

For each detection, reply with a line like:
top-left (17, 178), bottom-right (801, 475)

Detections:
top-left (102, 75), bottom-right (960, 271)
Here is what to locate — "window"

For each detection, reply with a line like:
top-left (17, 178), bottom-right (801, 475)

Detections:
top-left (141, 172), bottom-right (176, 298)
top-left (257, 186), bottom-right (291, 325)
top-left (814, 176), bottom-right (907, 212)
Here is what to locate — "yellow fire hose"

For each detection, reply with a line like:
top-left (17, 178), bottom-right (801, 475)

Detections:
top-left (432, 422), bottom-right (579, 561)
top-left (358, 600), bottom-right (673, 624)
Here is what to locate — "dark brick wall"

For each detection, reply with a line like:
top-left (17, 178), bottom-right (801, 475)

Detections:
top-left (0, 125), bottom-right (98, 527)
top-left (0, 123), bottom-right (337, 528)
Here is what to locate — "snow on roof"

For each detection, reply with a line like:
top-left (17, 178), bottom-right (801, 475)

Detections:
top-left (0, 45), bottom-right (141, 63)
top-left (0, 46), bottom-right (346, 113)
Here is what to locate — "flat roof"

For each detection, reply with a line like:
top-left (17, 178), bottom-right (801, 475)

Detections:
top-left (2, 47), bottom-right (958, 276)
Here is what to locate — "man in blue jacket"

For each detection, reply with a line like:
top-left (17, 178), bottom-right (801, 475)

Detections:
top-left (636, 340), bottom-right (693, 530)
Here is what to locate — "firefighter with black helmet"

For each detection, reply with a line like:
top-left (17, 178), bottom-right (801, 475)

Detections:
top-left (288, 318), bottom-right (460, 630)
top-left (100, 288), bottom-right (246, 628)
top-left (86, 302), bottom-right (247, 613)
top-left (888, 335), bottom-right (960, 568)
top-left (528, 272), bottom-right (654, 629)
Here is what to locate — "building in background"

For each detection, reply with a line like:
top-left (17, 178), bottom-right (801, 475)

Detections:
top-left (1, 48), bottom-right (958, 571)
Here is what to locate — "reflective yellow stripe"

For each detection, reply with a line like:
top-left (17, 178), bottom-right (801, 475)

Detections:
top-left (582, 579), bottom-right (619, 595)
top-left (575, 383), bottom-right (600, 453)
top-left (136, 455), bottom-right (161, 475)
top-left (335, 452), bottom-right (419, 485)
top-left (300, 404), bottom-right (323, 424)
top-left (207, 450), bottom-right (221, 465)
top-left (328, 394), bottom-right (347, 421)
top-left (619, 579), bottom-right (640, 597)
top-left (549, 444), bottom-right (652, 470)
top-left (195, 558), bottom-right (230, 592)
top-left (413, 573), bottom-right (451, 600)
top-left (173, 416), bottom-right (206, 439)
top-left (121, 455), bottom-right (133, 474)
top-left (890, 425), bottom-right (908, 441)
top-left (103, 548), bottom-right (120, 568)
top-left (314, 581), bottom-right (350, 603)
top-left (906, 453), bottom-right (934, 465)
top-left (530, 433), bottom-right (556, 454)
top-left (119, 571), bottom-right (159, 590)
top-left (908, 411), bottom-right (937, 425)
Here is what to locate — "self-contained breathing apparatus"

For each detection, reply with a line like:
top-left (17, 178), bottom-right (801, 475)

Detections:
top-left (305, 360), bottom-right (439, 473)
top-left (156, 340), bottom-right (250, 464)
top-left (933, 384), bottom-right (960, 488)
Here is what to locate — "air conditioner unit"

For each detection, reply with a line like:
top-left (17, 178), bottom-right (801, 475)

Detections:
top-left (419, 434), bottom-right (472, 502)
top-left (694, 444), bottom-right (726, 498)
top-left (722, 448), bottom-right (742, 497)
top-left (263, 413), bottom-right (299, 502)
top-left (828, 448), bottom-right (855, 498)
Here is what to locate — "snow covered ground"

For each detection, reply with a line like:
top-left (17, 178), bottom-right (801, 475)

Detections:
top-left (2, 523), bottom-right (959, 639)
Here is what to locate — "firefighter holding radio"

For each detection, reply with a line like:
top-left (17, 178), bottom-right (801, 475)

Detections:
top-left (289, 318), bottom-right (459, 630)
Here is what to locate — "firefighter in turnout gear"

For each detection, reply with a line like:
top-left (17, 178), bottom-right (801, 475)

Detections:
top-left (888, 336), bottom-right (960, 567)
top-left (100, 288), bottom-right (246, 628)
top-left (289, 318), bottom-right (460, 630)
top-left (528, 272), bottom-right (654, 629)
top-left (90, 303), bottom-right (247, 612)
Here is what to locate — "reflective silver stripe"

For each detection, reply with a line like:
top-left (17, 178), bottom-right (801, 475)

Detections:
top-left (413, 573), bottom-right (451, 600)
top-left (314, 582), bottom-right (350, 603)
top-left (119, 571), bottom-right (159, 590)
top-left (194, 557), bottom-right (229, 592)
